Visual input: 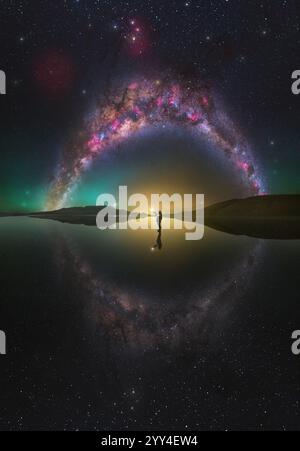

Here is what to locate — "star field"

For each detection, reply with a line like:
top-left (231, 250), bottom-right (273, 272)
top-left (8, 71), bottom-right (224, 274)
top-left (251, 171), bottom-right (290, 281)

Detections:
top-left (1, 1), bottom-right (300, 211)
top-left (0, 0), bottom-right (300, 433)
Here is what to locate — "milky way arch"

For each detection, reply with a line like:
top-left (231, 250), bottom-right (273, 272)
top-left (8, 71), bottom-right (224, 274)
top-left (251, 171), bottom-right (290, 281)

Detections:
top-left (46, 78), bottom-right (264, 210)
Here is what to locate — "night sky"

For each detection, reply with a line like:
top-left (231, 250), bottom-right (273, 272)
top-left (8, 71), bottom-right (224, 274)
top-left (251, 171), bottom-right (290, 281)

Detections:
top-left (1, 0), bottom-right (300, 212)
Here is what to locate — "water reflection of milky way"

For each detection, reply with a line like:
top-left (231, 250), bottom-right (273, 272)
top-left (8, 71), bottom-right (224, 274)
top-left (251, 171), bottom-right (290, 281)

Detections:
top-left (56, 226), bottom-right (263, 353)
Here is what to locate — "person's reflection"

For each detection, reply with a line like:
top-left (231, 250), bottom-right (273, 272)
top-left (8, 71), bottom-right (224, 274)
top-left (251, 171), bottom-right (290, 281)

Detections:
top-left (153, 230), bottom-right (162, 250)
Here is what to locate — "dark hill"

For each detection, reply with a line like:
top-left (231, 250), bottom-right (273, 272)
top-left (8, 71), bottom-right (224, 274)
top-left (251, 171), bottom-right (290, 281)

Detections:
top-left (205, 195), bottom-right (300, 239)
top-left (205, 194), bottom-right (300, 218)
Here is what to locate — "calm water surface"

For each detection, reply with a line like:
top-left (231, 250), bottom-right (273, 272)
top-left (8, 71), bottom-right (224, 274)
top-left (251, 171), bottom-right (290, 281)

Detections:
top-left (0, 218), bottom-right (299, 430)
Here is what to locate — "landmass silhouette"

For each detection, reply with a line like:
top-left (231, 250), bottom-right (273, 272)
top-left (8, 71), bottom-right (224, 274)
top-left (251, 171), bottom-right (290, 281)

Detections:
top-left (204, 194), bottom-right (300, 239)
top-left (1, 195), bottom-right (300, 240)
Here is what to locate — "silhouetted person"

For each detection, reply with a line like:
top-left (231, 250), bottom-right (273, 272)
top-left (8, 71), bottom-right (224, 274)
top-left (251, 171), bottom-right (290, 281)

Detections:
top-left (157, 210), bottom-right (162, 232)
top-left (151, 211), bottom-right (163, 251)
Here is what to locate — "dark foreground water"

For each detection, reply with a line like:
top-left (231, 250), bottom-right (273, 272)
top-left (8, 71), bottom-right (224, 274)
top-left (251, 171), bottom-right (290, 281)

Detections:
top-left (0, 218), bottom-right (299, 430)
